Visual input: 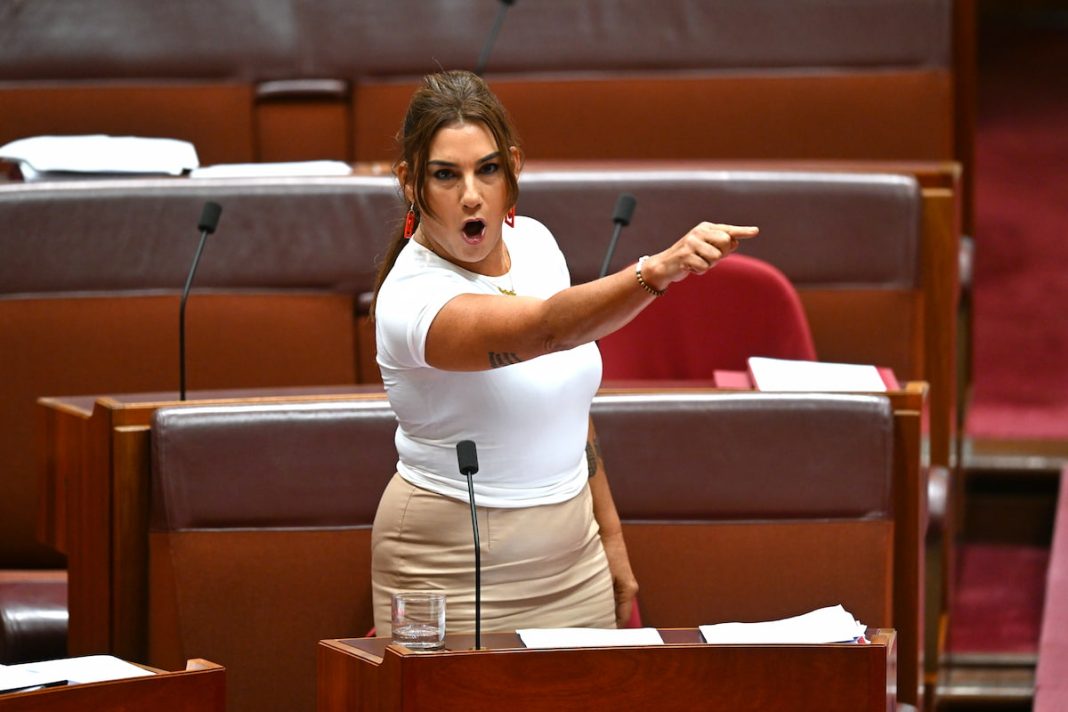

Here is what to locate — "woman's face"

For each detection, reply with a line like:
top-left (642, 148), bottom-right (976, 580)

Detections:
top-left (410, 121), bottom-right (517, 276)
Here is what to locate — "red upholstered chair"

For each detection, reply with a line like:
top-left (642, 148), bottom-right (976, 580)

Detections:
top-left (598, 253), bottom-right (816, 380)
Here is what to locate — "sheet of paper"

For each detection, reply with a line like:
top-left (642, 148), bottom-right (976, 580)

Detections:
top-left (748, 356), bottom-right (888, 392)
top-left (190, 161), bottom-right (352, 178)
top-left (1, 665), bottom-right (68, 694)
top-left (0, 135), bottom-right (199, 176)
top-left (699, 604), bottom-right (867, 645)
top-left (3, 655), bottom-right (155, 687)
top-left (517, 627), bottom-right (664, 649)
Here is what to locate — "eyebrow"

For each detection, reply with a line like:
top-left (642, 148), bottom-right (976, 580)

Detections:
top-left (427, 151), bottom-right (501, 168)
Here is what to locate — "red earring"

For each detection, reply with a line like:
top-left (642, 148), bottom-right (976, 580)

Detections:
top-left (505, 206), bottom-right (515, 228)
top-left (403, 203), bottom-right (416, 239)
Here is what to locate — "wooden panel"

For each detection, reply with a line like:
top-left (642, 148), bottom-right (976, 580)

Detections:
top-left (353, 71), bottom-right (953, 163)
top-left (623, 520), bottom-right (894, 629)
top-left (111, 426), bottom-right (152, 661)
top-left (0, 84), bottom-right (255, 166)
top-left (317, 631), bottom-right (896, 712)
top-left (255, 100), bottom-right (352, 162)
top-left (0, 659), bottom-right (225, 712)
top-left (152, 529), bottom-right (374, 712)
top-left (2, 292), bottom-right (356, 573)
top-left (799, 288), bottom-right (923, 378)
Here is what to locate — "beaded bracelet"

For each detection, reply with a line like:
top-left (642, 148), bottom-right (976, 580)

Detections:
top-left (636, 255), bottom-right (666, 297)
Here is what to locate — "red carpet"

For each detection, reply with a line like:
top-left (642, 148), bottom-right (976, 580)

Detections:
top-left (947, 543), bottom-right (1050, 655)
top-left (950, 13), bottom-right (1067, 658)
top-left (966, 21), bottom-right (1068, 441)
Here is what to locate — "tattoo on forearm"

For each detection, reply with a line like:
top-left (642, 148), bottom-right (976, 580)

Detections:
top-left (488, 352), bottom-right (522, 368)
top-left (586, 436), bottom-right (602, 477)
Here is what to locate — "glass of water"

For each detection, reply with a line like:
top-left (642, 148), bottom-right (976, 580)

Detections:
top-left (391, 591), bottom-right (446, 650)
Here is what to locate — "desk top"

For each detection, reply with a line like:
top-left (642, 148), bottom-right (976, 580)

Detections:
top-left (333, 627), bottom-right (895, 661)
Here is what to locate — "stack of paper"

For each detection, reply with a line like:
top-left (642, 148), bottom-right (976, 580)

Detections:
top-left (189, 161), bottom-right (352, 178)
top-left (0, 135), bottom-right (199, 180)
top-left (699, 604), bottom-right (867, 644)
top-left (517, 627), bottom-right (664, 649)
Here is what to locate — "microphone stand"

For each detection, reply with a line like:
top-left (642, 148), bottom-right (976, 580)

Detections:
top-left (179, 202), bottom-right (221, 401)
top-left (599, 193), bottom-right (637, 278)
top-left (465, 469), bottom-right (481, 650)
top-left (474, 0), bottom-right (516, 76)
top-left (456, 440), bottom-right (482, 650)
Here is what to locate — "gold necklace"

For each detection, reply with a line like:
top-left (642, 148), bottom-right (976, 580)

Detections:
top-left (495, 247), bottom-right (516, 296)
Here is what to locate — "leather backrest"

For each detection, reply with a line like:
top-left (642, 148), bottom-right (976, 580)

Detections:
top-left (519, 168), bottom-right (922, 289)
top-left (592, 391), bottom-right (894, 520)
top-left (150, 399), bottom-right (397, 531)
top-left (149, 391), bottom-right (893, 531)
top-left (0, 1), bottom-right (951, 81)
top-left (0, 176), bottom-right (398, 296)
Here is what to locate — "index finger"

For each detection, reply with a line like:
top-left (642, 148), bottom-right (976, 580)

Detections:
top-left (711, 224), bottom-right (759, 238)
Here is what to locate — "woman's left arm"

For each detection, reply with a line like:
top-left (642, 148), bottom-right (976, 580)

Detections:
top-left (586, 417), bottom-right (639, 628)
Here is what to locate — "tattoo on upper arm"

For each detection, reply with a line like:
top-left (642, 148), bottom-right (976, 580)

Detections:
top-left (488, 352), bottom-right (522, 368)
top-left (586, 436), bottom-right (602, 477)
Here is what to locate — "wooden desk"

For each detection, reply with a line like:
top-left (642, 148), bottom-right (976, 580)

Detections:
top-left (0, 659), bottom-right (224, 712)
top-left (317, 629), bottom-right (896, 712)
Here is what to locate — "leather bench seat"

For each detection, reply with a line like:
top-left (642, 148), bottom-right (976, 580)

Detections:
top-left (0, 570), bottom-right (67, 664)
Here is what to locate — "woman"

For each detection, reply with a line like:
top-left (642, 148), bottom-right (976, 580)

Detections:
top-left (370, 70), bottom-right (757, 635)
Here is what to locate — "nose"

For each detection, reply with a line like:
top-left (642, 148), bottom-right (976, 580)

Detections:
top-left (461, 173), bottom-right (482, 209)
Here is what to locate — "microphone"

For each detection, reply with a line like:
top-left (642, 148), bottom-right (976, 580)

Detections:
top-left (456, 440), bottom-right (482, 650)
top-left (179, 201), bottom-right (222, 401)
top-left (598, 193), bottom-right (637, 278)
top-left (474, 0), bottom-right (517, 76)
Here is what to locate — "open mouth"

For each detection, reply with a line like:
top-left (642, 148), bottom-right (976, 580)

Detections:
top-left (462, 219), bottom-right (486, 239)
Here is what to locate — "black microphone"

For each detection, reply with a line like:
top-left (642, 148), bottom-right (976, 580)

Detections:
top-left (598, 193), bottom-right (637, 278)
top-left (456, 440), bottom-right (482, 650)
top-left (474, 0), bottom-right (517, 76)
top-left (179, 201), bottom-right (222, 401)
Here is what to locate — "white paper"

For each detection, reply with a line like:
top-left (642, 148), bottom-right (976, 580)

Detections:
top-left (1, 665), bottom-right (67, 694)
top-left (2, 655), bottom-right (154, 689)
top-left (699, 604), bottom-right (867, 645)
top-left (748, 356), bottom-right (887, 392)
top-left (0, 135), bottom-right (199, 177)
top-left (190, 161), bottom-right (352, 178)
top-left (517, 627), bottom-right (664, 649)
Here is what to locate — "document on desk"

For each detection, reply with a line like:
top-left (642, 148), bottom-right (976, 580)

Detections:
top-left (0, 135), bottom-right (199, 178)
top-left (747, 357), bottom-right (891, 392)
top-left (0, 654), bottom-right (154, 693)
top-left (517, 627), bottom-right (664, 649)
top-left (699, 604), bottom-right (867, 644)
top-left (189, 160), bottom-right (353, 178)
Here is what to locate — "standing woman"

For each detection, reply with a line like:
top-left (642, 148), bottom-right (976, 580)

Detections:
top-left (370, 70), bottom-right (757, 635)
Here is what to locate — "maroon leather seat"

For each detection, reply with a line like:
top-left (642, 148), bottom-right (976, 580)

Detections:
top-left (0, 570), bottom-right (67, 664)
top-left (598, 253), bottom-right (817, 380)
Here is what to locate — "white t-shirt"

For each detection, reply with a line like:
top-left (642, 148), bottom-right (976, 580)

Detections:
top-left (375, 216), bottom-right (602, 507)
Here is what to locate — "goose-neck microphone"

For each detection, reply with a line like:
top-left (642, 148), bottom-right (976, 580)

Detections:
top-left (599, 193), bottom-right (637, 278)
top-left (179, 201), bottom-right (221, 400)
top-left (456, 440), bottom-right (482, 650)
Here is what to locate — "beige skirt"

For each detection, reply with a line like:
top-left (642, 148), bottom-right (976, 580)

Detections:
top-left (371, 473), bottom-right (616, 635)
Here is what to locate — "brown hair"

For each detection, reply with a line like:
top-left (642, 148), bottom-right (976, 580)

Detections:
top-left (370, 70), bottom-right (523, 318)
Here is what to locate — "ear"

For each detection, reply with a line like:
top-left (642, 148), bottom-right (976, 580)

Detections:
top-left (509, 146), bottom-right (523, 176)
top-left (395, 161), bottom-right (414, 204)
